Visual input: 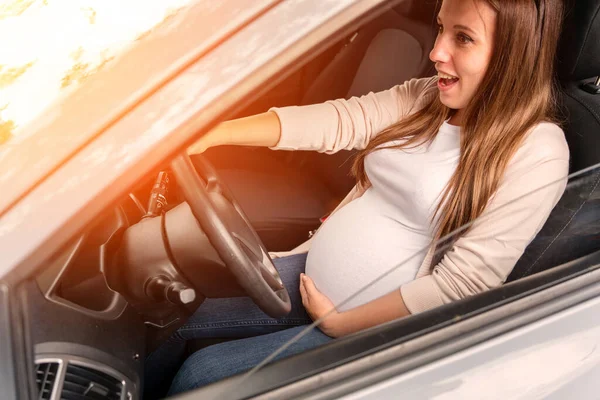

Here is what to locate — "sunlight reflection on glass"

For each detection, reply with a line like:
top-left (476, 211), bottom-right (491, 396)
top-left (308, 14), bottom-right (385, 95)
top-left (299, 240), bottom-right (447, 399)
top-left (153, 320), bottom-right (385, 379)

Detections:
top-left (0, 0), bottom-right (193, 142)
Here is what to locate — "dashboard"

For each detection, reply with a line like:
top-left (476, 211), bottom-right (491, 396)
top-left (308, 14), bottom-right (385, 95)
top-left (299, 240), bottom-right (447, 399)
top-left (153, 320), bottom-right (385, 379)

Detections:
top-left (30, 197), bottom-right (149, 400)
top-left (25, 171), bottom-right (243, 400)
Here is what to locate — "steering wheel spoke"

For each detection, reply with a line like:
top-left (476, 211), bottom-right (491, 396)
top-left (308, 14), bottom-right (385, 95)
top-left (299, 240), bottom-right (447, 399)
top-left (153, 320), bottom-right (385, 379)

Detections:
top-left (232, 232), bottom-right (263, 263)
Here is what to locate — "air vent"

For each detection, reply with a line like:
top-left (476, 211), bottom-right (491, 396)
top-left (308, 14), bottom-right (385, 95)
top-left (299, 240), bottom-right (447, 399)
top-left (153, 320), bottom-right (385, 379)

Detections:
top-left (61, 364), bottom-right (123, 400)
top-left (36, 362), bottom-right (59, 400)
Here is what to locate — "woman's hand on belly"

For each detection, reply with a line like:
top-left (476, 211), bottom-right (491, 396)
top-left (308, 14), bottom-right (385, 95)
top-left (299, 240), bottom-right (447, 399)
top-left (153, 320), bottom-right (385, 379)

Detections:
top-left (300, 273), bottom-right (412, 338)
top-left (299, 273), bottom-right (342, 338)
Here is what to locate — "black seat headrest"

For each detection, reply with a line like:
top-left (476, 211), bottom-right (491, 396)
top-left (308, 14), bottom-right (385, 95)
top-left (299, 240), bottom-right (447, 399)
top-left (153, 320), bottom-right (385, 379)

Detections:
top-left (558, 0), bottom-right (600, 81)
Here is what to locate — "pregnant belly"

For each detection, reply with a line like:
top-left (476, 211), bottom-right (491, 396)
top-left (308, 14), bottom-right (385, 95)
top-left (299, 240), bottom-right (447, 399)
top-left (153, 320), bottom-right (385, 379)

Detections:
top-left (305, 193), bottom-right (430, 312)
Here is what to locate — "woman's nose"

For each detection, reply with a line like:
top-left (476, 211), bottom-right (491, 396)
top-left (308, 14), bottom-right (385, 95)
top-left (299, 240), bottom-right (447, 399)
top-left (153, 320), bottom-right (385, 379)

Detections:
top-left (429, 36), bottom-right (451, 64)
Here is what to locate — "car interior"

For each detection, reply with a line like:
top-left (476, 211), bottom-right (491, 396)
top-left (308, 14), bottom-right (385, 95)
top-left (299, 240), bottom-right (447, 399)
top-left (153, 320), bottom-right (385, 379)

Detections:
top-left (18, 0), bottom-right (600, 399)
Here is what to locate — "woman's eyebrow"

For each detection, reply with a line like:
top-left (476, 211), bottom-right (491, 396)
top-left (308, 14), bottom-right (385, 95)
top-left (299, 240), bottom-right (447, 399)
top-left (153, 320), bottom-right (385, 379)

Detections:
top-left (454, 24), bottom-right (478, 36)
top-left (437, 16), bottom-right (479, 37)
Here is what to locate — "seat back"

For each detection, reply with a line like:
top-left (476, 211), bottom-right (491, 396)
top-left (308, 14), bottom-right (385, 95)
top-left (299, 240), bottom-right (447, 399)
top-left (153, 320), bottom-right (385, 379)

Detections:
top-left (298, 6), bottom-right (437, 199)
top-left (301, 7), bottom-right (435, 106)
top-left (508, 0), bottom-right (600, 281)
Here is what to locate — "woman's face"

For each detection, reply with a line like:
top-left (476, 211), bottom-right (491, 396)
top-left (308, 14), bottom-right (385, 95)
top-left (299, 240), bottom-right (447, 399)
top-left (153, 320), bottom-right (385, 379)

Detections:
top-left (430, 0), bottom-right (497, 117)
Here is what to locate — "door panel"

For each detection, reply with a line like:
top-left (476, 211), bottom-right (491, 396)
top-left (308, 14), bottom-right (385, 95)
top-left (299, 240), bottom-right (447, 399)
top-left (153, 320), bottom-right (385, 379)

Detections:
top-left (342, 295), bottom-right (600, 400)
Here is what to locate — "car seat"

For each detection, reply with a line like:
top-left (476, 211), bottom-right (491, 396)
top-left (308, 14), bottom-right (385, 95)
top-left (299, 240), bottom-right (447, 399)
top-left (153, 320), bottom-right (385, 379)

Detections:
top-left (507, 0), bottom-right (600, 281)
top-left (292, 5), bottom-right (436, 199)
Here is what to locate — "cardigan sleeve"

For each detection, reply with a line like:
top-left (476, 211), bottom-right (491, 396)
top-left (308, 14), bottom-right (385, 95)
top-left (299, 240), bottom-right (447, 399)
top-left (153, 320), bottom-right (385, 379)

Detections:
top-left (400, 122), bottom-right (570, 314)
top-left (269, 76), bottom-right (438, 154)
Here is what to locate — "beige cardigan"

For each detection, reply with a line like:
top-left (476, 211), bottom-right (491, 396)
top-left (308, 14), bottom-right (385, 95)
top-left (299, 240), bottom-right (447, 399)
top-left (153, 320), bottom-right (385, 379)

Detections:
top-left (269, 76), bottom-right (570, 314)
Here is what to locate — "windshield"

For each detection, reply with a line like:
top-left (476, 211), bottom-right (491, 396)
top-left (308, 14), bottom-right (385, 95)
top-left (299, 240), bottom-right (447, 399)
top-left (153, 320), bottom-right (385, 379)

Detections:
top-left (0, 0), bottom-right (192, 146)
top-left (216, 162), bottom-right (600, 397)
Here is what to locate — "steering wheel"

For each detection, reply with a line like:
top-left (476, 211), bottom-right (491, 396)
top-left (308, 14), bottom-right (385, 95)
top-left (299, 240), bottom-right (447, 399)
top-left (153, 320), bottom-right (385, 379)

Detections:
top-left (170, 153), bottom-right (292, 318)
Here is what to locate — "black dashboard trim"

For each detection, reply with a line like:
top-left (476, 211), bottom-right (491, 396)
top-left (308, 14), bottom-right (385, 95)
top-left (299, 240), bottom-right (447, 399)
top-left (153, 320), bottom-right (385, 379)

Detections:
top-left (36, 207), bottom-right (130, 321)
top-left (1, 283), bottom-right (36, 400)
top-left (0, 284), bottom-right (18, 399)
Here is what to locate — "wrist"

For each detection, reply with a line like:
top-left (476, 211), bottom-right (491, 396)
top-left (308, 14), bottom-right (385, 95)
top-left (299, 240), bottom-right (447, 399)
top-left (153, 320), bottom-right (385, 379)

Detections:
top-left (212, 121), bottom-right (233, 147)
top-left (319, 311), bottom-right (347, 338)
top-left (188, 124), bottom-right (228, 154)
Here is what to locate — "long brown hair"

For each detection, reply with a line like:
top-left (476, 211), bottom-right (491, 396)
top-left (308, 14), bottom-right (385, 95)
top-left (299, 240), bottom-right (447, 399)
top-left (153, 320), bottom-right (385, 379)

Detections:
top-left (352, 0), bottom-right (564, 241)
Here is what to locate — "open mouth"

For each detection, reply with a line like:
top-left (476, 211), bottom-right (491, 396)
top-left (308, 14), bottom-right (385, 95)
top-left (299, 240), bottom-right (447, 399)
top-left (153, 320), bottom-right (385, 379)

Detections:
top-left (438, 72), bottom-right (459, 88)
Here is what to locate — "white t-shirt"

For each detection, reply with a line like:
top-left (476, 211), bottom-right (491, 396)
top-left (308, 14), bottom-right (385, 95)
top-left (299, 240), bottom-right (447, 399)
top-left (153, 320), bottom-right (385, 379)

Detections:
top-left (270, 76), bottom-right (569, 314)
top-left (306, 121), bottom-right (460, 311)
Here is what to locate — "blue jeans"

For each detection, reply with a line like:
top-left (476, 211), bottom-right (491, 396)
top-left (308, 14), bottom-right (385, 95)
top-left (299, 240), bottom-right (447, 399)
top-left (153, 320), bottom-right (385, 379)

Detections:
top-left (169, 324), bottom-right (331, 395)
top-left (144, 253), bottom-right (332, 396)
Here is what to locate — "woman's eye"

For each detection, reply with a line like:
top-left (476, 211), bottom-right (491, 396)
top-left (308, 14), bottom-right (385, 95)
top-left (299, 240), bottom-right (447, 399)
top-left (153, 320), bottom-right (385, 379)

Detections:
top-left (437, 24), bottom-right (443, 34)
top-left (457, 33), bottom-right (473, 44)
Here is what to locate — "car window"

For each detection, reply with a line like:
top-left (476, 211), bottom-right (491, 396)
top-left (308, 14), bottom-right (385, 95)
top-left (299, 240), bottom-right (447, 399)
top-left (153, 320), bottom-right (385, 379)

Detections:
top-left (226, 162), bottom-right (600, 392)
top-left (0, 0), bottom-right (192, 146)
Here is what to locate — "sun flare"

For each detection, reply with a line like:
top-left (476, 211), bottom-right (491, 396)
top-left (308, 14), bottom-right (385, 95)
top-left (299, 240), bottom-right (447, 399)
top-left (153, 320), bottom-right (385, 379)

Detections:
top-left (0, 0), bottom-right (193, 142)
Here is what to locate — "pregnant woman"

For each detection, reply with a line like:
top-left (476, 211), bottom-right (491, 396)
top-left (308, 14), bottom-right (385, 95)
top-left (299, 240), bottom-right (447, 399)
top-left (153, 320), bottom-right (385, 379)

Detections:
top-left (146, 0), bottom-right (569, 395)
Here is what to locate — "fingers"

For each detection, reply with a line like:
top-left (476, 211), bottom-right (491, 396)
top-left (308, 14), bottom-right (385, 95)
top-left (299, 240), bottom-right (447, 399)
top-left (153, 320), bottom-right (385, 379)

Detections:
top-left (301, 274), bottom-right (317, 294)
top-left (299, 273), bottom-right (309, 307)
